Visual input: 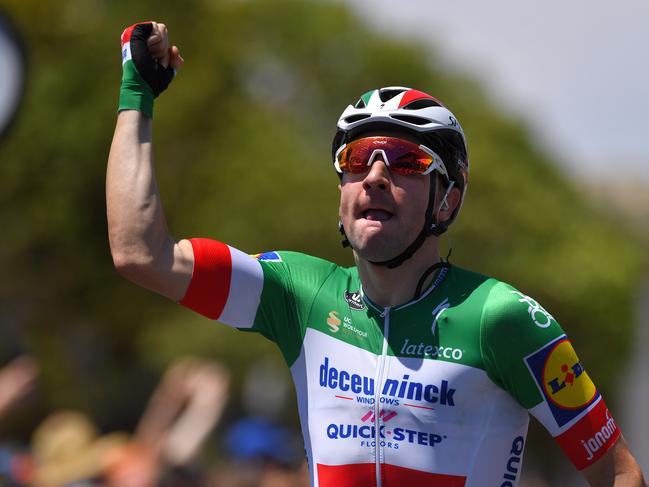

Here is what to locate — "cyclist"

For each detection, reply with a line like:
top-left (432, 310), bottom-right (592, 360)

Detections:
top-left (107, 22), bottom-right (646, 487)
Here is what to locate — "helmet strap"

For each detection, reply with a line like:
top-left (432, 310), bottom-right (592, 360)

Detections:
top-left (338, 220), bottom-right (351, 248)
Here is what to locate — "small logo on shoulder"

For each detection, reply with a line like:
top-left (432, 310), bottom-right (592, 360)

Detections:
top-left (253, 251), bottom-right (282, 262)
top-left (344, 291), bottom-right (365, 311)
top-left (509, 290), bottom-right (554, 328)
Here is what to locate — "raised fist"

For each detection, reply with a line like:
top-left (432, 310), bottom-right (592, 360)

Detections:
top-left (140, 21), bottom-right (183, 70)
top-left (120, 22), bottom-right (184, 99)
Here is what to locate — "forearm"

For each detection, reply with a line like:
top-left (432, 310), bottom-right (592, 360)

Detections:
top-left (162, 363), bottom-right (229, 465)
top-left (134, 359), bottom-right (229, 465)
top-left (612, 473), bottom-right (647, 487)
top-left (609, 463), bottom-right (646, 487)
top-left (589, 471), bottom-right (646, 487)
top-left (107, 110), bottom-right (175, 287)
top-left (583, 437), bottom-right (647, 487)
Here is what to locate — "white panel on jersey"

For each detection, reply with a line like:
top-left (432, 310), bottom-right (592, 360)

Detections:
top-left (290, 351), bottom-right (316, 487)
top-left (219, 246), bottom-right (263, 328)
top-left (299, 327), bottom-right (531, 482)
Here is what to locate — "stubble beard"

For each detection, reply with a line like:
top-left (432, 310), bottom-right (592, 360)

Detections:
top-left (346, 220), bottom-right (408, 263)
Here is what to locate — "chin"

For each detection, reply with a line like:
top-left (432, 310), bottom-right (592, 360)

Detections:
top-left (346, 221), bottom-right (411, 260)
top-left (349, 236), bottom-right (401, 263)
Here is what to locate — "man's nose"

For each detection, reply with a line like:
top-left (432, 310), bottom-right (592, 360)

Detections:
top-left (362, 157), bottom-right (391, 191)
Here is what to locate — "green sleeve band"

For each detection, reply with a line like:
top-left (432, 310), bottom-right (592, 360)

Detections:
top-left (118, 61), bottom-right (155, 119)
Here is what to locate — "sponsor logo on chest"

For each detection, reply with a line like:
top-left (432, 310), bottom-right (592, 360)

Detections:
top-left (344, 290), bottom-right (365, 311)
top-left (325, 409), bottom-right (448, 451)
top-left (319, 356), bottom-right (457, 407)
top-left (399, 338), bottom-right (464, 360)
top-left (326, 311), bottom-right (368, 338)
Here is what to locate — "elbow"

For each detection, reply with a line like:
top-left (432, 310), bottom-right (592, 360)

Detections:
top-left (111, 248), bottom-right (155, 283)
top-left (109, 230), bottom-right (156, 280)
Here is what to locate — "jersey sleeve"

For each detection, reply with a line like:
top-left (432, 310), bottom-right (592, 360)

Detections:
top-left (179, 238), bottom-right (337, 366)
top-left (480, 282), bottom-right (621, 470)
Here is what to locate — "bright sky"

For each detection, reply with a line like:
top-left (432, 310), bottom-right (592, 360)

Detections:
top-left (347, 0), bottom-right (649, 182)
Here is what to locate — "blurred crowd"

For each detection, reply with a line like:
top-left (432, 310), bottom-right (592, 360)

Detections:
top-left (0, 356), bottom-right (308, 487)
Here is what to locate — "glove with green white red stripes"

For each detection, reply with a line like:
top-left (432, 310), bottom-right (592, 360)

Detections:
top-left (118, 22), bottom-right (178, 119)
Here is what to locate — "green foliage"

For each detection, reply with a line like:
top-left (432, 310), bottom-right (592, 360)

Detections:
top-left (0, 0), bottom-right (645, 457)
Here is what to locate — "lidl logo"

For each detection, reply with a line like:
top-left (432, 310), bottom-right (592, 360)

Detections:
top-left (327, 311), bottom-right (341, 333)
top-left (525, 335), bottom-right (599, 427)
top-left (253, 251), bottom-right (282, 262)
top-left (542, 340), bottom-right (597, 409)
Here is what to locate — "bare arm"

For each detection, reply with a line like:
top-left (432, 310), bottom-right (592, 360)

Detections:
top-left (134, 358), bottom-right (230, 466)
top-left (582, 436), bottom-right (646, 487)
top-left (107, 22), bottom-right (192, 301)
top-left (0, 356), bottom-right (39, 419)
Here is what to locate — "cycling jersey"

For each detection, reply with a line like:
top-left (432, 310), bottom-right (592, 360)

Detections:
top-left (180, 238), bottom-right (620, 487)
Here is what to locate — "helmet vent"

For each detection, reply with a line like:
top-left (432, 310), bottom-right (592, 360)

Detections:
top-left (389, 114), bottom-right (431, 126)
top-left (379, 88), bottom-right (406, 102)
top-left (344, 114), bottom-right (371, 124)
top-left (354, 98), bottom-right (366, 109)
top-left (402, 98), bottom-right (441, 110)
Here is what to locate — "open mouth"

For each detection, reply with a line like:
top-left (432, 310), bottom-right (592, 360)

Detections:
top-left (363, 209), bottom-right (394, 221)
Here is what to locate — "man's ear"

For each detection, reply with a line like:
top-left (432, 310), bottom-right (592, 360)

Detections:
top-left (438, 186), bottom-right (462, 223)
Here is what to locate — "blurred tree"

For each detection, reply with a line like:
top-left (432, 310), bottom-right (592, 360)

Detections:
top-left (0, 0), bottom-right (645, 476)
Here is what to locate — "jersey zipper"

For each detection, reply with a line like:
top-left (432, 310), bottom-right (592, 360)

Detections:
top-left (374, 307), bottom-right (390, 487)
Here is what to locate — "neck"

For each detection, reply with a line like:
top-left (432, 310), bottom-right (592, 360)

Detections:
top-left (355, 239), bottom-right (442, 308)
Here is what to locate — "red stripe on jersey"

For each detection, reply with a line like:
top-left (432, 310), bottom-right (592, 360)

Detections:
top-left (121, 24), bottom-right (137, 45)
top-left (317, 463), bottom-right (466, 486)
top-left (398, 89), bottom-right (440, 108)
top-left (555, 398), bottom-right (620, 470)
top-left (179, 238), bottom-right (232, 320)
top-left (317, 463), bottom-right (372, 486)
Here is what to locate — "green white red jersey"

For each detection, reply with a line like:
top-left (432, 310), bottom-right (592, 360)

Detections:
top-left (180, 238), bottom-right (620, 487)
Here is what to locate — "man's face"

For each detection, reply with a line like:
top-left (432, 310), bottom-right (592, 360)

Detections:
top-left (338, 132), bottom-right (431, 263)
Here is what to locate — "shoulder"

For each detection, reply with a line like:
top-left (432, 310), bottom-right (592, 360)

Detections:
top-left (253, 250), bottom-right (353, 286)
top-left (472, 277), bottom-right (566, 366)
top-left (480, 279), bottom-right (559, 332)
top-left (445, 266), bottom-right (563, 342)
top-left (254, 250), bottom-right (341, 271)
top-left (443, 265), bottom-right (502, 311)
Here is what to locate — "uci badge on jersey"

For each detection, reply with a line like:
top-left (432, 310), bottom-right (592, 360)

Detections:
top-left (525, 335), bottom-right (599, 428)
top-left (253, 251), bottom-right (282, 262)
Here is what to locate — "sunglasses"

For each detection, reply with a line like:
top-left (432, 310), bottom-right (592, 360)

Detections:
top-left (335, 136), bottom-right (448, 177)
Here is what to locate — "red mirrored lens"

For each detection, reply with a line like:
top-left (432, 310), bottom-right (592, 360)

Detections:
top-left (337, 137), bottom-right (434, 175)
